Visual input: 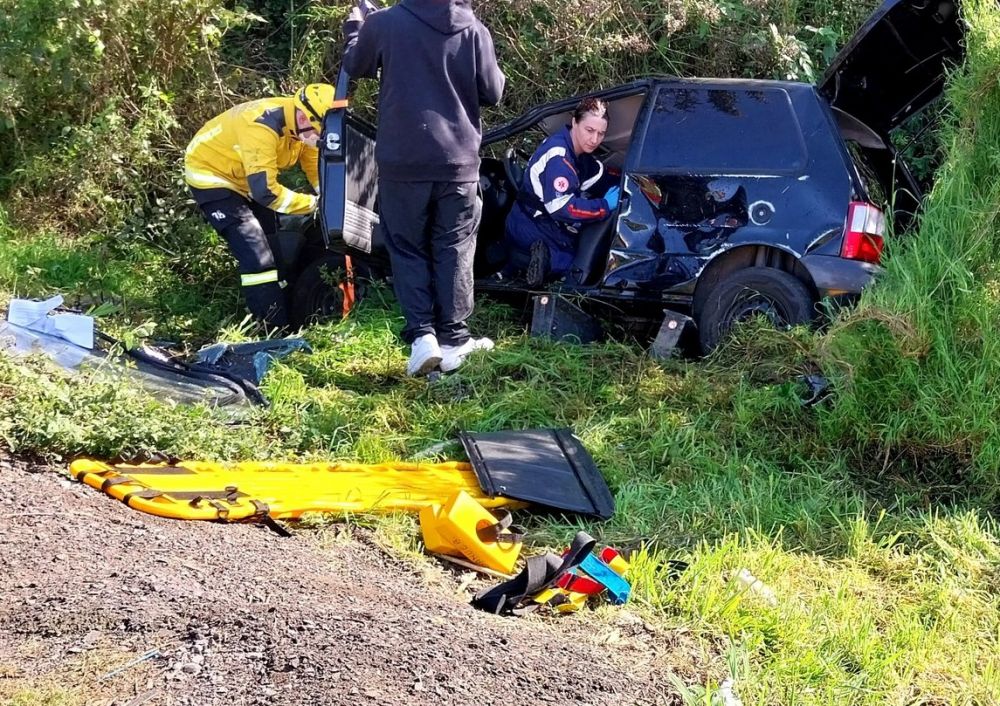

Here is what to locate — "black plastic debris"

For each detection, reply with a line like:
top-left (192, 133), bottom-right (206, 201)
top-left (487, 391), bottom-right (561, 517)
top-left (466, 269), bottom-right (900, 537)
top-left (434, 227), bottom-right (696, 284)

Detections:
top-left (99, 332), bottom-right (312, 407)
top-left (192, 339), bottom-right (312, 386)
top-left (649, 310), bottom-right (696, 360)
top-left (530, 295), bottom-right (602, 344)
top-left (459, 428), bottom-right (615, 520)
top-left (798, 374), bottom-right (831, 407)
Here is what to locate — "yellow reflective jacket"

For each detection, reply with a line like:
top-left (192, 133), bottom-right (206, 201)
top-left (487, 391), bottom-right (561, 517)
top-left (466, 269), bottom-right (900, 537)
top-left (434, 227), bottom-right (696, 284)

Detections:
top-left (184, 96), bottom-right (319, 215)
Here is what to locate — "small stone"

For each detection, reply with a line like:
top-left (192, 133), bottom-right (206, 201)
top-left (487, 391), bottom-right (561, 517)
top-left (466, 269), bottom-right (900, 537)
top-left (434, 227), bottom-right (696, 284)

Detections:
top-left (179, 662), bottom-right (201, 675)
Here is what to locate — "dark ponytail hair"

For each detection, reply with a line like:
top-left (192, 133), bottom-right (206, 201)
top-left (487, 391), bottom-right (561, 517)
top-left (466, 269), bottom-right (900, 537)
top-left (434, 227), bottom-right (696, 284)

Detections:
top-left (572, 96), bottom-right (609, 125)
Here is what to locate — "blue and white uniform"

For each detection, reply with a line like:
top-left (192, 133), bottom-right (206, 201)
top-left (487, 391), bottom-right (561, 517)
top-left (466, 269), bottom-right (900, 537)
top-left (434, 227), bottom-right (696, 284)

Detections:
top-left (505, 126), bottom-right (618, 276)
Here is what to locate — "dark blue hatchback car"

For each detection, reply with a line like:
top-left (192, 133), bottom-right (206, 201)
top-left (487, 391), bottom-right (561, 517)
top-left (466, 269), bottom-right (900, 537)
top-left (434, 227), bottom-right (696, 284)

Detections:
top-left (284, 0), bottom-right (963, 351)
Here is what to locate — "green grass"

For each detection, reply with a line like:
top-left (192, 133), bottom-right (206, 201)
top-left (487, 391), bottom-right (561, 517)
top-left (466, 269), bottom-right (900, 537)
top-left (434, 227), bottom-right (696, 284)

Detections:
top-left (0, 644), bottom-right (162, 706)
top-left (2, 688), bottom-right (80, 706)
top-left (817, 0), bottom-right (1000, 496)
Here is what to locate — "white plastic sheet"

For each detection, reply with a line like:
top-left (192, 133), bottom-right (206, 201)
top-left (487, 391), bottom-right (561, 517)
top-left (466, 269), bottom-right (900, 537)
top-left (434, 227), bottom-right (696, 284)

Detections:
top-left (7, 295), bottom-right (94, 349)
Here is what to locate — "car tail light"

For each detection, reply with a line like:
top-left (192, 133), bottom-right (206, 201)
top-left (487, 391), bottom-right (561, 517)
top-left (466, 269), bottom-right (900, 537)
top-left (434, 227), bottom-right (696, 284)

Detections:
top-left (841, 201), bottom-right (885, 263)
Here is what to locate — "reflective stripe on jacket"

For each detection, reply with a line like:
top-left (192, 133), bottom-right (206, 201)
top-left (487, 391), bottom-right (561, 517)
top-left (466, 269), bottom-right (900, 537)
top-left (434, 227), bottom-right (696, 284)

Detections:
top-left (184, 97), bottom-right (319, 215)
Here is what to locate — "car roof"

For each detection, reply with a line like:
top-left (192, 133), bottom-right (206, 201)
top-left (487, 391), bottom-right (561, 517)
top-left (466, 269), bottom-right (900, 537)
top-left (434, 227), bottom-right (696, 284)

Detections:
top-left (482, 77), bottom-right (819, 147)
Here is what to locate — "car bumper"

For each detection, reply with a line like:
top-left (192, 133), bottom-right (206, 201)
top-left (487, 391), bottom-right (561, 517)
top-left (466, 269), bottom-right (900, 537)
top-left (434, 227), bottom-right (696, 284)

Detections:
top-left (800, 254), bottom-right (882, 298)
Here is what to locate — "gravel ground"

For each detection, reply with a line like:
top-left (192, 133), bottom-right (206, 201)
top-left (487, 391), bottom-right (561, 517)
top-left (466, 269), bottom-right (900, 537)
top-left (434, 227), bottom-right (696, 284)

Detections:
top-left (0, 452), bottom-right (721, 706)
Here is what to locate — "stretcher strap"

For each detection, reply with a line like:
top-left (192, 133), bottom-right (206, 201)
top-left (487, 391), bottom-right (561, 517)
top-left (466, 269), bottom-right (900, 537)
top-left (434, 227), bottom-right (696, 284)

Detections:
top-left (575, 553), bottom-right (631, 605)
top-left (122, 489), bottom-right (164, 506)
top-left (471, 531), bottom-right (596, 615)
top-left (241, 499), bottom-right (291, 537)
top-left (101, 476), bottom-right (138, 492)
top-left (156, 488), bottom-right (248, 504)
top-left (475, 508), bottom-right (526, 548)
top-left (114, 465), bottom-right (196, 475)
top-left (208, 499), bottom-right (229, 520)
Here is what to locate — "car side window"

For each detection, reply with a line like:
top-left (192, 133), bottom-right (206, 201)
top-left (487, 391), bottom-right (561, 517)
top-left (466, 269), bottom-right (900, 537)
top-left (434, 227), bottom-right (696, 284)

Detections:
top-left (633, 86), bottom-right (808, 175)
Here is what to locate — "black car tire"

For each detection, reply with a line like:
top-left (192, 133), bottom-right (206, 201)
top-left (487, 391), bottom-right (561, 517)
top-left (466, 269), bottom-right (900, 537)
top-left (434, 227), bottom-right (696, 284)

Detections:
top-left (696, 266), bottom-right (815, 353)
top-left (289, 253), bottom-right (359, 326)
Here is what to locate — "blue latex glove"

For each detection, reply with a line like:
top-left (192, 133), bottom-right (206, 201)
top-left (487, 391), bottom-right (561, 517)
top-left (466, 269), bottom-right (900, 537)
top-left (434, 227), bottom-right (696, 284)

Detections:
top-left (604, 186), bottom-right (621, 211)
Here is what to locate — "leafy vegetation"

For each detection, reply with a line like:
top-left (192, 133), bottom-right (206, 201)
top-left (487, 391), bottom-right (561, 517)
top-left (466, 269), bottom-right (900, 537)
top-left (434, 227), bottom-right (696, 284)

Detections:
top-left (2, 0), bottom-right (1000, 703)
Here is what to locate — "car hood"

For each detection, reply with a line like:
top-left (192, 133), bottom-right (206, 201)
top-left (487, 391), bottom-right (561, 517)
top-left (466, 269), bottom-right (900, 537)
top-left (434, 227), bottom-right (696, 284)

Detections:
top-left (819, 0), bottom-right (964, 135)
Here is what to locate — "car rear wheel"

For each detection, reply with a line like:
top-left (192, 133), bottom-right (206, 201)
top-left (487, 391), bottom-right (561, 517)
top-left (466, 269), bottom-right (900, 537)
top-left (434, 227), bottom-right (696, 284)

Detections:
top-left (696, 266), bottom-right (815, 353)
top-left (289, 253), bottom-right (360, 326)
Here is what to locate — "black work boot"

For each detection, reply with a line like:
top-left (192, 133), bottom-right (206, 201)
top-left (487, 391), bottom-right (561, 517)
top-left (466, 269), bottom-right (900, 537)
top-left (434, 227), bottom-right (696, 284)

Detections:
top-left (526, 240), bottom-right (550, 287)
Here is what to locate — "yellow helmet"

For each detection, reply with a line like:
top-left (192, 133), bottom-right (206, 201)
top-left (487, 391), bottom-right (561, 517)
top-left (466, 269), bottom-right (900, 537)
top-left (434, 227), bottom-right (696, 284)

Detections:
top-left (293, 83), bottom-right (337, 133)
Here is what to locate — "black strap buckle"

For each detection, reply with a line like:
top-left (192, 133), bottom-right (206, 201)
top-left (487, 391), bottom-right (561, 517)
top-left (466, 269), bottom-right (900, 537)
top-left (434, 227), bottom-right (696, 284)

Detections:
top-left (476, 509), bottom-right (526, 547)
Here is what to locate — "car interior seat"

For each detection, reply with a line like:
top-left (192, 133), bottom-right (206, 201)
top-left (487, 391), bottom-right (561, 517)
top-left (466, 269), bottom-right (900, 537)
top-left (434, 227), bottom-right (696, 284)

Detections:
top-left (566, 217), bottom-right (615, 286)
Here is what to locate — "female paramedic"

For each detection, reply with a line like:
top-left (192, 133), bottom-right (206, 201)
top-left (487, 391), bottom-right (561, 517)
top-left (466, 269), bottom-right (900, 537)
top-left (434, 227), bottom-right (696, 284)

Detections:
top-left (504, 96), bottom-right (621, 286)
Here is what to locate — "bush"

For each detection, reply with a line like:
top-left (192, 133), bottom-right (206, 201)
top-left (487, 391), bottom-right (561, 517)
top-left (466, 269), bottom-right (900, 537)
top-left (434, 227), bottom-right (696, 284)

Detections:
top-left (0, 0), bottom-right (264, 230)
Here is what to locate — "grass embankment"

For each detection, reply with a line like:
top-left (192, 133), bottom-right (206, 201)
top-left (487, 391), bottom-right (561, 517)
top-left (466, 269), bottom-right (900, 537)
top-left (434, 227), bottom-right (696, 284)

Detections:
top-left (3, 1), bottom-right (1000, 705)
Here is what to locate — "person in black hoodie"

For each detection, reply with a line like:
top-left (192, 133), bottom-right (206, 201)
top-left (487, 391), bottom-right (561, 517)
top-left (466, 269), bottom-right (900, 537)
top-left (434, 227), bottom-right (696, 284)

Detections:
top-left (342, 0), bottom-right (505, 376)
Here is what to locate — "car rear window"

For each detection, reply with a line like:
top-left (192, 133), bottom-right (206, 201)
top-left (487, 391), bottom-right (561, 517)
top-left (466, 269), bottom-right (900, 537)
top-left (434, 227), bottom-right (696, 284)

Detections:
top-left (634, 86), bottom-right (808, 175)
top-left (843, 141), bottom-right (883, 204)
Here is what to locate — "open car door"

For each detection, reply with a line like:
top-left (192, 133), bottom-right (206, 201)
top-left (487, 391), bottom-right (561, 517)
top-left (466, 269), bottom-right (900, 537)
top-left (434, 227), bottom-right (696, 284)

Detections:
top-left (819, 0), bottom-right (964, 137)
top-left (319, 105), bottom-right (380, 255)
top-left (319, 0), bottom-right (382, 256)
top-left (819, 0), bottom-right (965, 227)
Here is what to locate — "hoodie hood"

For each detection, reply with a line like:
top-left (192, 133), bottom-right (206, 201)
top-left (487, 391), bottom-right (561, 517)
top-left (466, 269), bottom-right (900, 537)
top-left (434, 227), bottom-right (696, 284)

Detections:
top-left (401, 0), bottom-right (475, 34)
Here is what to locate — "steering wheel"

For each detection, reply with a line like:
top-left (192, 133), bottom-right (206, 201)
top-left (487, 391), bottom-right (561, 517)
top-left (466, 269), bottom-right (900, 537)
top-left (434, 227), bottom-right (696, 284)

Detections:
top-left (503, 147), bottom-right (524, 191)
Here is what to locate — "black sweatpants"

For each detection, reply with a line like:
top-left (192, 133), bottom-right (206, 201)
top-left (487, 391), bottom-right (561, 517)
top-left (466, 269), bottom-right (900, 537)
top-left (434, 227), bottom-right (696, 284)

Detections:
top-left (190, 188), bottom-right (288, 327)
top-left (377, 179), bottom-right (479, 346)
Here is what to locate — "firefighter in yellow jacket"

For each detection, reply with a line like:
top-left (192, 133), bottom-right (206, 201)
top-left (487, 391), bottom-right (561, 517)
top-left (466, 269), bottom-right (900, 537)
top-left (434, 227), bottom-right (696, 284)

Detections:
top-left (185, 84), bottom-right (337, 327)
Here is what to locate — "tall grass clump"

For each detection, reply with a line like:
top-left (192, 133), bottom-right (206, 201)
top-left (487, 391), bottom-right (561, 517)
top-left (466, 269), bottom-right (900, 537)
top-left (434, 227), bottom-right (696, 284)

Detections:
top-left (820, 0), bottom-right (1000, 496)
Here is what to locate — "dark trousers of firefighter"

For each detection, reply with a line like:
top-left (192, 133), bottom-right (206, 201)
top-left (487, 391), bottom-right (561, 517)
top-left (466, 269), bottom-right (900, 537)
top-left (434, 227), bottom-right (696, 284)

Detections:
top-left (192, 190), bottom-right (288, 327)
top-left (377, 180), bottom-right (479, 346)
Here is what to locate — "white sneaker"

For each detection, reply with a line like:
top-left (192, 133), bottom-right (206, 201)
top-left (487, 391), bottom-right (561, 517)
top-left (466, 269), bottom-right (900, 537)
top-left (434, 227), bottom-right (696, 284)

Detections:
top-left (406, 334), bottom-right (442, 376)
top-left (440, 337), bottom-right (495, 372)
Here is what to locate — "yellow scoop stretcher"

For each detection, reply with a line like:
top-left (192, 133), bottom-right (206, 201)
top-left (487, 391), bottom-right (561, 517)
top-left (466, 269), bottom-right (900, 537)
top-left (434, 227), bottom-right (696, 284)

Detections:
top-left (70, 458), bottom-right (523, 522)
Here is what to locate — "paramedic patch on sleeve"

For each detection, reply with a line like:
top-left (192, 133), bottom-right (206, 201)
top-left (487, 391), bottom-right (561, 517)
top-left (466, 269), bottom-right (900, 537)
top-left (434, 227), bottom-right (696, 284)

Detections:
top-left (553, 176), bottom-right (570, 193)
